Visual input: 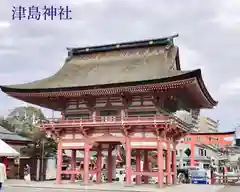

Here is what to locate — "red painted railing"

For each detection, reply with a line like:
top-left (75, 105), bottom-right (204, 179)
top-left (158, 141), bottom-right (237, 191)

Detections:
top-left (40, 115), bottom-right (192, 130)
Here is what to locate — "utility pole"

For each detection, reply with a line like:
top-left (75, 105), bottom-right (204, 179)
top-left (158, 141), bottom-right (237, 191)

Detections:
top-left (40, 139), bottom-right (45, 181)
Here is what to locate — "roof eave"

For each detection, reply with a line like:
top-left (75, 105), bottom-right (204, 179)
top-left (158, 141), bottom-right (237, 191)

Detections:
top-left (3, 139), bottom-right (32, 143)
top-left (0, 69), bottom-right (199, 94)
top-left (195, 72), bottom-right (218, 108)
top-left (1, 69), bottom-right (217, 110)
top-left (189, 131), bottom-right (235, 136)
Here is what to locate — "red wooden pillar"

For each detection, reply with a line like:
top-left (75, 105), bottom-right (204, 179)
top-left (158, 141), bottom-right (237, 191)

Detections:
top-left (56, 141), bottom-right (63, 184)
top-left (210, 169), bottom-right (214, 184)
top-left (190, 139), bottom-right (196, 167)
top-left (107, 144), bottom-right (113, 183)
top-left (172, 142), bottom-right (177, 184)
top-left (96, 145), bottom-right (102, 184)
top-left (125, 137), bottom-right (132, 186)
top-left (3, 157), bottom-right (7, 168)
top-left (83, 145), bottom-right (90, 185)
top-left (135, 150), bottom-right (141, 184)
top-left (166, 141), bottom-right (171, 185)
top-left (157, 140), bottom-right (164, 188)
top-left (143, 150), bottom-right (149, 184)
top-left (70, 149), bottom-right (76, 182)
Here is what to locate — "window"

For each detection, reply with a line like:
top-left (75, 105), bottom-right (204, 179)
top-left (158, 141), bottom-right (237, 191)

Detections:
top-left (199, 148), bottom-right (204, 156)
top-left (197, 137), bottom-right (201, 141)
top-left (100, 110), bottom-right (118, 116)
top-left (127, 111), bottom-right (156, 116)
top-left (65, 113), bottom-right (90, 119)
top-left (185, 137), bottom-right (191, 142)
top-left (203, 164), bottom-right (210, 169)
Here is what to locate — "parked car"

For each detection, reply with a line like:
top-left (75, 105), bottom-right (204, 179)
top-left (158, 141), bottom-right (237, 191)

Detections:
top-left (177, 167), bottom-right (199, 183)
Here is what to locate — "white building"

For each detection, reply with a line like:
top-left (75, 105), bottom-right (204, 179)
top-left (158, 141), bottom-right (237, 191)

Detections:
top-left (197, 116), bottom-right (219, 133)
top-left (176, 142), bottom-right (219, 169)
top-left (176, 115), bottom-right (220, 170)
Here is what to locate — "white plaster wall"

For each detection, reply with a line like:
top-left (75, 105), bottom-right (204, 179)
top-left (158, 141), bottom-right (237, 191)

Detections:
top-left (45, 158), bottom-right (57, 180)
top-left (176, 143), bottom-right (200, 157)
top-left (228, 154), bottom-right (240, 162)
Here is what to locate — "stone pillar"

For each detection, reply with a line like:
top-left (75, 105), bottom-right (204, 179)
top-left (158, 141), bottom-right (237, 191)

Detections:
top-left (135, 150), bottom-right (141, 184)
top-left (125, 137), bottom-right (132, 186)
top-left (70, 150), bottom-right (77, 182)
top-left (83, 145), bottom-right (90, 185)
top-left (157, 140), bottom-right (164, 188)
top-left (166, 141), bottom-right (171, 185)
top-left (179, 149), bottom-right (184, 168)
top-left (172, 142), bottom-right (177, 184)
top-left (56, 141), bottom-right (62, 184)
top-left (96, 145), bottom-right (102, 184)
top-left (107, 144), bottom-right (113, 182)
top-left (143, 150), bottom-right (149, 184)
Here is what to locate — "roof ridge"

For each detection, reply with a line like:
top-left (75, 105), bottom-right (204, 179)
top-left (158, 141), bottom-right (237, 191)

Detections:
top-left (68, 34), bottom-right (179, 56)
top-left (0, 131), bottom-right (18, 135)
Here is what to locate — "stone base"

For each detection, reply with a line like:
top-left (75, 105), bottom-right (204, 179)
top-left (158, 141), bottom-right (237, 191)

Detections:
top-left (157, 184), bottom-right (164, 188)
top-left (124, 184), bottom-right (134, 187)
top-left (80, 183), bottom-right (93, 186)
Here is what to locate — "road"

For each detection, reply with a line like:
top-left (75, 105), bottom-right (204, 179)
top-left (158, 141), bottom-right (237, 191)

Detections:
top-left (4, 185), bottom-right (239, 192)
top-left (218, 186), bottom-right (240, 192)
top-left (4, 186), bottom-right (66, 192)
top-left (3, 186), bottom-right (136, 192)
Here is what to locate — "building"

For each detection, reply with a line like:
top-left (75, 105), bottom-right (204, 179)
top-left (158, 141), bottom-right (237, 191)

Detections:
top-left (0, 35), bottom-right (217, 187)
top-left (197, 116), bottom-right (219, 133)
top-left (0, 125), bottom-right (31, 151)
top-left (0, 125), bottom-right (32, 179)
top-left (191, 109), bottom-right (200, 131)
top-left (234, 126), bottom-right (240, 147)
top-left (176, 142), bottom-right (219, 169)
top-left (176, 116), bottom-right (225, 170)
top-left (174, 109), bottom-right (200, 132)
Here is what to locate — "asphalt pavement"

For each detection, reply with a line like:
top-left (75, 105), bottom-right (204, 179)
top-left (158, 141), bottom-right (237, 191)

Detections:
top-left (3, 186), bottom-right (137, 192)
top-left (4, 186), bottom-right (65, 192)
top-left (218, 186), bottom-right (240, 192)
top-left (4, 185), bottom-right (238, 192)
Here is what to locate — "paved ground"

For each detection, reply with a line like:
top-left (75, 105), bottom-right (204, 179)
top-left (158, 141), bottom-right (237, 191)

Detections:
top-left (3, 180), bottom-right (229, 192)
top-left (4, 187), bottom-right (69, 192)
top-left (4, 186), bottom-right (145, 192)
top-left (4, 185), bottom-right (236, 192)
top-left (218, 186), bottom-right (240, 192)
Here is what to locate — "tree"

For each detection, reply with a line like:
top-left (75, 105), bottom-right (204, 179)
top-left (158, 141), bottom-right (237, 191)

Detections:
top-left (4, 106), bottom-right (57, 158)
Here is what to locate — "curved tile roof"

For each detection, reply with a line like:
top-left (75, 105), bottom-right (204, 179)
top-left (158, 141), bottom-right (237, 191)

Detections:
top-left (2, 44), bottom-right (180, 90)
top-left (0, 126), bottom-right (31, 142)
top-left (0, 35), bottom-right (217, 109)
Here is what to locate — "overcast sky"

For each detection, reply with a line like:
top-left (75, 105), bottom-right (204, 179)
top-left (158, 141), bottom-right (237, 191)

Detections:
top-left (0, 0), bottom-right (239, 131)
